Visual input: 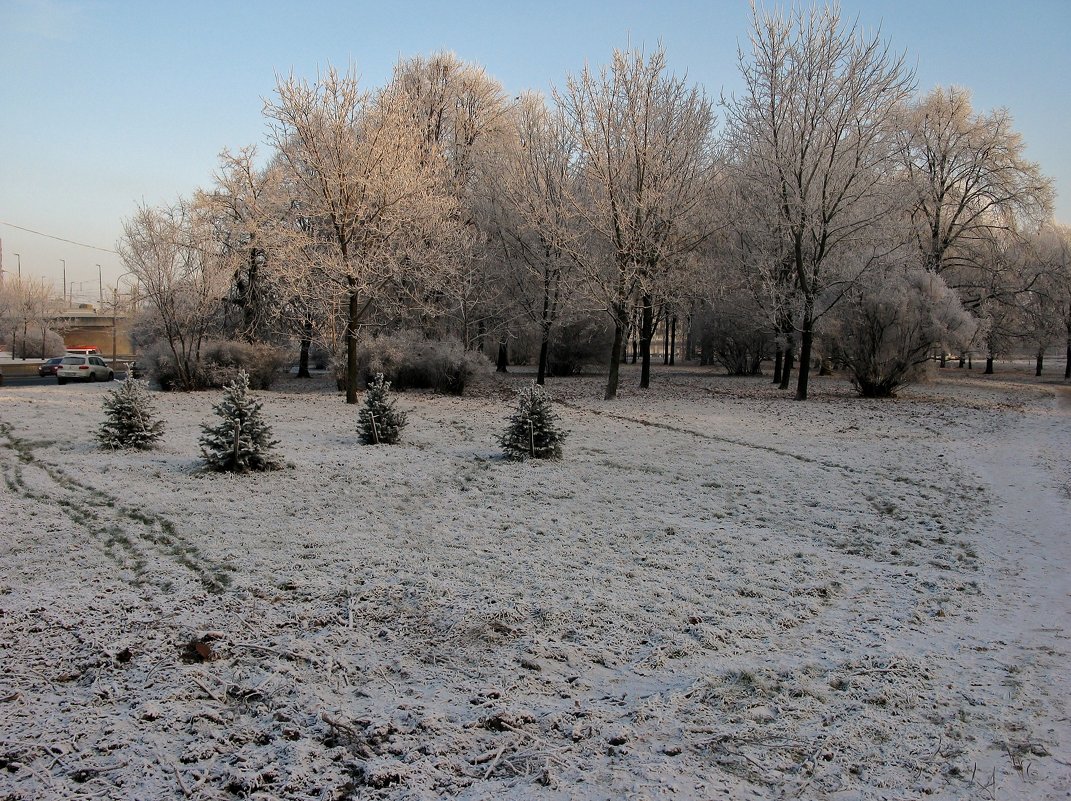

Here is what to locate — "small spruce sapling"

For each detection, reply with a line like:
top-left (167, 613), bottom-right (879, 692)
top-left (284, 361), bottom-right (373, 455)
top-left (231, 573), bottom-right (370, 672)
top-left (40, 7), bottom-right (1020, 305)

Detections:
top-left (98, 379), bottom-right (165, 450)
top-left (358, 373), bottom-right (407, 444)
top-left (500, 384), bottom-right (566, 460)
top-left (199, 369), bottom-right (282, 472)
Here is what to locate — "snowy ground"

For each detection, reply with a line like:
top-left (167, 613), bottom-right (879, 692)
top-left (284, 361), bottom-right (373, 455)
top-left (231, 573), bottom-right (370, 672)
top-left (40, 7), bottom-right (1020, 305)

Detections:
top-left (0, 364), bottom-right (1068, 800)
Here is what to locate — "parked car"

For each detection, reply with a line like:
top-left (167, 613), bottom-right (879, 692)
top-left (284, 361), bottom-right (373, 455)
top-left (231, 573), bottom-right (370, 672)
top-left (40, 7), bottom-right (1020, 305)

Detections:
top-left (38, 357), bottom-right (65, 377)
top-left (56, 355), bottom-right (114, 384)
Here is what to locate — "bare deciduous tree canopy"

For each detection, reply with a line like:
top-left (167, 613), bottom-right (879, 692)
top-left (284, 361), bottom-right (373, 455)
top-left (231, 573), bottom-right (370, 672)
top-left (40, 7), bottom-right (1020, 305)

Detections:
top-left (116, 6), bottom-right (1063, 402)
top-left (557, 46), bottom-right (719, 399)
top-left (899, 86), bottom-right (1054, 279)
top-left (723, 3), bottom-right (915, 400)
top-left (264, 66), bottom-right (458, 403)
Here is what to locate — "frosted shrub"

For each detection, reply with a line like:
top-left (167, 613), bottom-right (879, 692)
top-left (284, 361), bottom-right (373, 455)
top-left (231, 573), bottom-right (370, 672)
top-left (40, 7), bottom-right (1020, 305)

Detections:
top-left (199, 369), bottom-right (282, 472)
top-left (98, 379), bottom-right (165, 450)
top-left (358, 374), bottom-right (407, 445)
top-left (354, 331), bottom-right (491, 395)
top-left (835, 267), bottom-right (977, 398)
top-left (500, 384), bottom-right (567, 460)
top-left (143, 340), bottom-right (286, 391)
top-left (200, 341), bottom-right (287, 389)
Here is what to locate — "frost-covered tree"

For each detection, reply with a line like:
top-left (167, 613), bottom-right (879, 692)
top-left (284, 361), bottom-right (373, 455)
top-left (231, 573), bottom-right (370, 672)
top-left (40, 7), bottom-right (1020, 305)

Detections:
top-left (98, 379), bottom-right (165, 450)
top-left (358, 373), bottom-right (407, 444)
top-left (1035, 225), bottom-right (1071, 378)
top-left (723, 3), bottom-right (915, 399)
top-left (391, 52), bottom-right (513, 348)
top-left (201, 147), bottom-right (291, 345)
top-left (0, 276), bottom-right (63, 359)
top-left (500, 384), bottom-right (567, 460)
top-left (491, 93), bottom-right (584, 385)
top-left (558, 46), bottom-right (719, 398)
top-left (199, 369), bottom-right (281, 472)
top-left (265, 66), bottom-right (459, 404)
top-left (898, 86), bottom-right (1054, 279)
top-left (119, 198), bottom-right (231, 391)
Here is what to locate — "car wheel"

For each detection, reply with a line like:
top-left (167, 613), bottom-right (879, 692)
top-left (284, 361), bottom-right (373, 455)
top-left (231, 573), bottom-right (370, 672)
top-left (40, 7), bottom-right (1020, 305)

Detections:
top-left (108, 371), bottom-right (114, 381)
top-left (57, 378), bottom-right (67, 385)
top-left (88, 372), bottom-right (97, 382)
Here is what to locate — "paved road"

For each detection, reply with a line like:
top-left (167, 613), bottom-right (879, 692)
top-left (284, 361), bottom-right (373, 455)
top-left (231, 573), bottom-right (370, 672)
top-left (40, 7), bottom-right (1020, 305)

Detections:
top-left (1, 373), bottom-right (130, 388)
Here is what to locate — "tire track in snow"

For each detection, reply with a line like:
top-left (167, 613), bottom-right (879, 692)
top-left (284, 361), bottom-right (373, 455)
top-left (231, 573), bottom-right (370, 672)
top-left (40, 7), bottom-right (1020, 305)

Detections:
top-left (0, 422), bottom-right (231, 594)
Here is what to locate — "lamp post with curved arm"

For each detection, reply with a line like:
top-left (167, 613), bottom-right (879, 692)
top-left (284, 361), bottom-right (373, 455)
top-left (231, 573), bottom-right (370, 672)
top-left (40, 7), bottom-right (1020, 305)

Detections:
top-left (111, 271), bottom-right (136, 369)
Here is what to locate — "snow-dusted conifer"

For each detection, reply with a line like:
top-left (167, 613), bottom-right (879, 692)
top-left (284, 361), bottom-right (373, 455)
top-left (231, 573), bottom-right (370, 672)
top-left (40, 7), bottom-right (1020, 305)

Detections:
top-left (500, 384), bottom-right (566, 460)
top-left (358, 373), bottom-right (407, 444)
top-left (199, 369), bottom-right (281, 472)
top-left (98, 379), bottom-right (165, 450)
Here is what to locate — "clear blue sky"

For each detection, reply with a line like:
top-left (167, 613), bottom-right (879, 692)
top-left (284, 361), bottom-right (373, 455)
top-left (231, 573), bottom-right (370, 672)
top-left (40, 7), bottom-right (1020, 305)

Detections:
top-left (2, 0), bottom-right (1068, 297)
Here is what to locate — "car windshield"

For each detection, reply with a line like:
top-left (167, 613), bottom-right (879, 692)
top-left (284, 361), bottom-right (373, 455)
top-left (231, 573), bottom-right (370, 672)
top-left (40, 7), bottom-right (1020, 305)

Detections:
top-left (47, 358), bottom-right (63, 364)
top-left (60, 357), bottom-right (85, 365)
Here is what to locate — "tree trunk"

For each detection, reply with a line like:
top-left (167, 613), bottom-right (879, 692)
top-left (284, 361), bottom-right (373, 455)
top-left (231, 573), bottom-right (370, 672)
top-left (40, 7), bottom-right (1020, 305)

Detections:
top-left (537, 285), bottom-right (555, 383)
top-left (496, 340), bottom-right (509, 373)
top-left (795, 316), bottom-right (814, 401)
top-left (669, 316), bottom-right (677, 366)
top-left (297, 330), bottom-right (311, 378)
top-left (958, 353), bottom-right (966, 368)
top-left (1066, 334), bottom-right (1071, 379)
top-left (779, 334), bottom-right (794, 390)
top-left (939, 351), bottom-right (946, 368)
top-left (985, 354), bottom-right (994, 375)
top-left (536, 326), bottom-right (549, 385)
top-left (1035, 348), bottom-right (1043, 377)
top-left (662, 313), bottom-right (670, 365)
top-left (345, 286), bottom-right (360, 404)
top-left (772, 347), bottom-right (783, 384)
top-left (605, 318), bottom-right (625, 400)
top-left (639, 294), bottom-right (654, 389)
top-left (243, 248), bottom-right (260, 342)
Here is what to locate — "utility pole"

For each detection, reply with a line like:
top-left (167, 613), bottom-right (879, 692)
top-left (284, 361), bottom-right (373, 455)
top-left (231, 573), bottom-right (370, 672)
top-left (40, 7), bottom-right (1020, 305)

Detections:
top-left (97, 264), bottom-right (103, 304)
top-left (60, 259), bottom-right (66, 305)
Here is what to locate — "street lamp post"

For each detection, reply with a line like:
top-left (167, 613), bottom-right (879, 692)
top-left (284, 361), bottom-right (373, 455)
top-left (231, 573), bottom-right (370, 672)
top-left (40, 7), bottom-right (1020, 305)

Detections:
top-left (60, 259), bottom-right (66, 305)
top-left (111, 271), bottom-right (135, 369)
top-left (13, 253), bottom-right (19, 278)
top-left (21, 299), bottom-right (30, 360)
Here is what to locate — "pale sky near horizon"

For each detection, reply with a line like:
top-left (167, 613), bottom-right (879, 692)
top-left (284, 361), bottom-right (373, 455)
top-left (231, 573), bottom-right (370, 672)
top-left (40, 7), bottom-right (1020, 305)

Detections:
top-left (1, 0), bottom-right (1068, 299)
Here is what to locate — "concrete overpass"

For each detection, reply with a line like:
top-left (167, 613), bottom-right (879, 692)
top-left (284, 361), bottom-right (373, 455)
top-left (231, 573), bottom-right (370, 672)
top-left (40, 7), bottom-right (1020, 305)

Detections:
top-left (52, 303), bottom-right (134, 359)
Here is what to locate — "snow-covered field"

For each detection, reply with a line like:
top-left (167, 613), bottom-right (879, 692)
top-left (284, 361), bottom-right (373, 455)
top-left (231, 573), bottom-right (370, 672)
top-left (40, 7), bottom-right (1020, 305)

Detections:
top-left (1, 365), bottom-right (1068, 800)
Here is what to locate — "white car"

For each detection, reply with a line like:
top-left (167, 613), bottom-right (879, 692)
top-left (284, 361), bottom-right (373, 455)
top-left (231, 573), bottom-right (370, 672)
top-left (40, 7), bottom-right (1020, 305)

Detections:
top-left (57, 355), bottom-right (114, 384)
